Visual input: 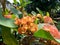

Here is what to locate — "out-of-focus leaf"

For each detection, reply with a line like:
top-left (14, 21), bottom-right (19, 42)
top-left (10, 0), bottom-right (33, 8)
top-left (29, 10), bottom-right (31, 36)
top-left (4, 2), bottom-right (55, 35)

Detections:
top-left (10, 6), bottom-right (23, 18)
top-left (0, 8), bottom-right (17, 28)
top-left (53, 20), bottom-right (57, 24)
top-left (22, 1), bottom-right (32, 7)
top-left (5, 9), bottom-right (9, 15)
top-left (13, 0), bottom-right (17, 4)
top-left (11, 14), bottom-right (16, 19)
top-left (34, 18), bottom-right (39, 24)
top-left (0, 8), bottom-right (2, 15)
top-left (56, 21), bottom-right (60, 30)
top-left (46, 12), bottom-right (50, 16)
top-left (36, 8), bottom-right (43, 16)
top-left (38, 23), bottom-right (45, 30)
top-left (31, 11), bottom-right (37, 16)
top-left (19, 0), bottom-right (23, 5)
top-left (55, 39), bottom-right (60, 43)
top-left (19, 0), bottom-right (32, 7)
top-left (2, 26), bottom-right (18, 45)
top-left (0, 17), bottom-right (17, 28)
top-left (34, 29), bottom-right (55, 40)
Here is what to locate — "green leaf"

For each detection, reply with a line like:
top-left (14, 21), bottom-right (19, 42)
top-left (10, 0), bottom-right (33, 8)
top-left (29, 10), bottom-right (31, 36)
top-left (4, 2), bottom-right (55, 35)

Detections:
top-left (22, 1), bottom-right (32, 7)
top-left (31, 11), bottom-right (37, 16)
top-left (13, 0), bottom-right (17, 4)
top-left (38, 23), bottom-right (45, 29)
top-left (34, 29), bottom-right (55, 40)
top-left (2, 26), bottom-right (18, 45)
top-left (0, 8), bottom-right (2, 15)
top-left (19, 0), bottom-right (23, 5)
top-left (56, 21), bottom-right (60, 30)
top-left (19, 0), bottom-right (25, 7)
top-left (11, 14), bottom-right (16, 19)
top-left (0, 17), bottom-right (17, 28)
top-left (10, 6), bottom-right (23, 18)
top-left (19, 0), bottom-right (32, 7)
top-left (36, 8), bottom-right (43, 16)
top-left (55, 39), bottom-right (60, 43)
top-left (0, 8), bottom-right (17, 28)
top-left (34, 29), bottom-right (60, 43)
top-left (34, 18), bottom-right (39, 24)
top-left (5, 8), bottom-right (9, 15)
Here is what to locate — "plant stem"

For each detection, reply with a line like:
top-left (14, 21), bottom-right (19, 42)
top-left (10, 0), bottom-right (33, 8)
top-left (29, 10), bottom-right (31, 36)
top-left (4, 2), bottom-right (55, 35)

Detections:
top-left (0, 0), bottom-right (6, 16)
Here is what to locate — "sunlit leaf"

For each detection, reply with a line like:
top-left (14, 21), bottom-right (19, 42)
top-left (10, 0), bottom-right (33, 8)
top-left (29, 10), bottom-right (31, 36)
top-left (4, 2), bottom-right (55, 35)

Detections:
top-left (34, 29), bottom-right (55, 40)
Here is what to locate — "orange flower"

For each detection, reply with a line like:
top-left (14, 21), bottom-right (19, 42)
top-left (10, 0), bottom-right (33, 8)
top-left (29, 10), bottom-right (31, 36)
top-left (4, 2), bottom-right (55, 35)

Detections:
top-left (30, 27), bottom-right (37, 33)
top-left (43, 16), bottom-right (53, 24)
top-left (23, 24), bottom-right (28, 30)
top-left (31, 16), bottom-right (36, 21)
top-left (4, 15), bottom-right (12, 18)
top-left (30, 24), bottom-right (38, 33)
top-left (18, 27), bottom-right (27, 34)
top-left (26, 16), bottom-right (34, 23)
top-left (14, 18), bottom-right (21, 25)
top-left (29, 23), bottom-right (35, 27)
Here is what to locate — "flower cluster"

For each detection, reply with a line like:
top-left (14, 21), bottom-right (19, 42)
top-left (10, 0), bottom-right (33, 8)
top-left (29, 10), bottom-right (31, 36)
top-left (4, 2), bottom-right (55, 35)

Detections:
top-left (15, 16), bottom-right (38, 34)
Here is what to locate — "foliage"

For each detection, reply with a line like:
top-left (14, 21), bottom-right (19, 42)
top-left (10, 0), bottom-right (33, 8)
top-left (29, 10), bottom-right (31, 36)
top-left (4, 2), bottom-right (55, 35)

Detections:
top-left (1, 26), bottom-right (18, 45)
top-left (56, 21), bottom-right (60, 30)
top-left (13, 0), bottom-right (17, 4)
top-left (34, 29), bottom-right (55, 40)
top-left (0, 0), bottom-right (60, 45)
top-left (0, 8), bottom-right (18, 45)
top-left (25, 0), bottom-right (60, 17)
top-left (19, 0), bottom-right (32, 7)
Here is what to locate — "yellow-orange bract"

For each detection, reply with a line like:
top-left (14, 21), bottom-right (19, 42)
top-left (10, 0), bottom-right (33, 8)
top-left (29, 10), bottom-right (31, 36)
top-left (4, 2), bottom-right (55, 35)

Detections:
top-left (15, 16), bottom-right (38, 34)
top-left (43, 24), bottom-right (60, 39)
top-left (36, 14), bottom-right (42, 19)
